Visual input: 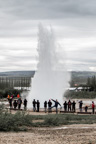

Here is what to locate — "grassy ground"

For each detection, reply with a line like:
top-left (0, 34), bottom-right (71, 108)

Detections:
top-left (31, 113), bottom-right (96, 126)
top-left (1, 103), bottom-right (96, 132)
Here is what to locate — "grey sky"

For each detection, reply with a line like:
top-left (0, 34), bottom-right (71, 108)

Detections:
top-left (0, 0), bottom-right (96, 71)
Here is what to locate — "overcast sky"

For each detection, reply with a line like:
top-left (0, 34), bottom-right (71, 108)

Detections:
top-left (0, 0), bottom-right (96, 72)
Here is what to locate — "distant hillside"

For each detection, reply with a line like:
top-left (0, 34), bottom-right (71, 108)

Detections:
top-left (0, 71), bottom-right (96, 84)
top-left (71, 71), bottom-right (96, 84)
top-left (0, 71), bottom-right (35, 77)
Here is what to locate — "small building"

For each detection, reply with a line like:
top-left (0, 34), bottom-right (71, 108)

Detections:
top-left (68, 87), bottom-right (91, 92)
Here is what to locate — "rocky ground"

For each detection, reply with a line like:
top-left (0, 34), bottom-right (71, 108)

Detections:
top-left (0, 124), bottom-right (96, 144)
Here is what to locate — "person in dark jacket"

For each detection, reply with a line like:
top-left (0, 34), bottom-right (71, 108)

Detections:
top-left (37, 100), bottom-right (40, 112)
top-left (72, 101), bottom-right (76, 112)
top-left (63, 101), bottom-right (67, 111)
top-left (48, 100), bottom-right (52, 113)
top-left (51, 99), bottom-right (61, 113)
top-left (44, 101), bottom-right (47, 113)
top-left (9, 97), bottom-right (12, 108)
top-left (13, 100), bottom-right (17, 109)
top-left (85, 105), bottom-right (88, 112)
top-left (79, 100), bottom-right (83, 112)
top-left (17, 98), bottom-right (22, 109)
top-left (24, 99), bottom-right (27, 110)
top-left (32, 99), bottom-right (36, 112)
top-left (68, 100), bottom-right (71, 111)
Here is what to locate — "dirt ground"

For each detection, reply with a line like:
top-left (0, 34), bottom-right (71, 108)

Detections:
top-left (0, 124), bottom-right (96, 144)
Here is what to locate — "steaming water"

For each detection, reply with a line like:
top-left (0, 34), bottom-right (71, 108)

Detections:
top-left (27, 24), bottom-right (70, 108)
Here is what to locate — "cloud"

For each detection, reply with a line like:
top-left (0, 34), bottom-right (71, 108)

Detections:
top-left (0, 0), bottom-right (96, 71)
top-left (1, 0), bottom-right (96, 22)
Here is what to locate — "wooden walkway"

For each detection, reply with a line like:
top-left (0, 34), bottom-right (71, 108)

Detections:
top-left (5, 108), bottom-right (95, 114)
top-left (60, 111), bottom-right (75, 113)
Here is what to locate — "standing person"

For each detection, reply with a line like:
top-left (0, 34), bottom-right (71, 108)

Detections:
top-left (85, 105), bottom-right (88, 112)
top-left (72, 101), bottom-right (76, 112)
top-left (13, 100), bottom-right (17, 109)
top-left (68, 100), bottom-right (71, 111)
top-left (44, 101), bottom-right (47, 113)
top-left (37, 100), bottom-right (40, 112)
top-left (63, 101), bottom-right (67, 111)
top-left (32, 99), bottom-right (36, 112)
top-left (48, 99), bottom-right (52, 113)
top-left (9, 97), bottom-right (12, 108)
top-left (92, 101), bottom-right (95, 114)
top-left (24, 99), bottom-right (27, 110)
top-left (79, 100), bottom-right (83, 112)
top-left (17, 98), bottom-right (22, 109)
top-left (51, 99), bottom-right (61, 113)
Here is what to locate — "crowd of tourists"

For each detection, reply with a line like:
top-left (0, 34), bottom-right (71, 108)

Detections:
top-left (32, 99), bottom-right (61, 113)
top-left (32, 99), bottom-right (95, 114)
top-left (7, 94), bottom-right (95, 114)
top-left (63, 100), bottom-right (76, 112)
top-left (7, 94), bottom-right (27, 110)
top-left (63, 100), bottom-right (95, 114)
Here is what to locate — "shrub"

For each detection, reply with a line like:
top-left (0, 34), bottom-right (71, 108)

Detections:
top-left (44, 116), bottom-right (60, 126)
top-left (0, 111), bottom-right (33, 131)
top-left (64, 90), bottom-right (96, 99)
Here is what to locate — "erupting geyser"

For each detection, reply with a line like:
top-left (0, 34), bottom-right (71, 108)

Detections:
top-left (27, 24), bottom-right (70, 108)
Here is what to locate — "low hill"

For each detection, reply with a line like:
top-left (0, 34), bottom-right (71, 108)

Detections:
top-left (0, 71), bottom-right (35, 77)
top-left (71, 71), bottom-right (96, 84)
top-left (0, 71), bottom-right (96, 84)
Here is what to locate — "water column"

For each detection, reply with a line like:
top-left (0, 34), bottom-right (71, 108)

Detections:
top-left (27, 24), bottom-right (70, 108)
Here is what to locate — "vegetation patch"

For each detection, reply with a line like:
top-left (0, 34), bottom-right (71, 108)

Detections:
top-left (1, 104), bottom-right (96, 131)
top-left (64, 90), bottom-right (96, 99)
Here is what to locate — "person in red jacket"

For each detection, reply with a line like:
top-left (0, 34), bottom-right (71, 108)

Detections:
top-left (92, 101), bottom-right (95, 114)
